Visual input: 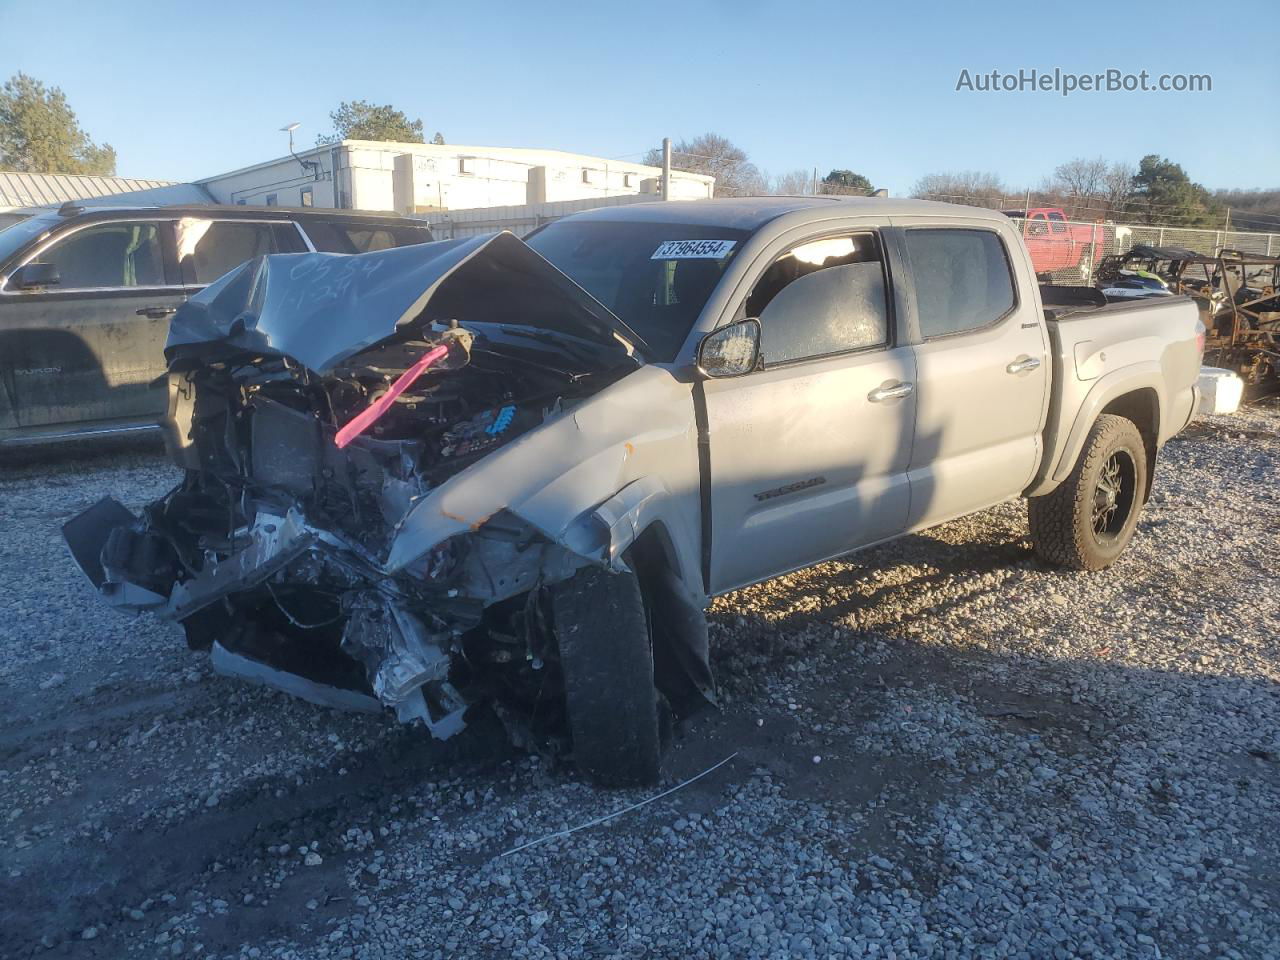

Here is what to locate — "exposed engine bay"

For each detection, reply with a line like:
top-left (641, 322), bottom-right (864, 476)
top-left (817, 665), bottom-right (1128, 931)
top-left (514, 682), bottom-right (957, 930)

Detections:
top-left (63, 232), bottom-right (714, 758)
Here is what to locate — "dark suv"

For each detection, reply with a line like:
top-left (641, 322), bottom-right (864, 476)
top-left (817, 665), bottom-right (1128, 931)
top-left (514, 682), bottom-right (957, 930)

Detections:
top-left (0, 204), bottom-right (434, 445)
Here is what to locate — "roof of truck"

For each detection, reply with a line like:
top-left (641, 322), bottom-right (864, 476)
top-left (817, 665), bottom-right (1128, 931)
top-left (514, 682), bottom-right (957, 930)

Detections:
top-left (564, 195), bottom-right (1007, 231)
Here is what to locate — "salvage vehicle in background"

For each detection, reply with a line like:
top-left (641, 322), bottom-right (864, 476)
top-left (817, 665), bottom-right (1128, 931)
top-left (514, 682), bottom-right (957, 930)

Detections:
top-left (0, 204), bottom-right (434, 445)
top-left (1002, 206), bottom-right (1104, 279)
top-left (63, 197), bottom-right (1203, 786)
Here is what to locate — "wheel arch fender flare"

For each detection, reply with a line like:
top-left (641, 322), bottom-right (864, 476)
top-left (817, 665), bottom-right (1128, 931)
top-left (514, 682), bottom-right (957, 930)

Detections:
top-left (1028, 365), bottom-right (1168, 497)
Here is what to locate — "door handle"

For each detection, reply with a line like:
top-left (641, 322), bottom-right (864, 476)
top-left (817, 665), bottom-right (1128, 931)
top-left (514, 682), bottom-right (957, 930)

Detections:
top-left (867, 381), bottom-right (914, 403)
top-left (136, 305), bottom-right (177, 319)
top-left (1006, 356), bottom-right (1042, 374)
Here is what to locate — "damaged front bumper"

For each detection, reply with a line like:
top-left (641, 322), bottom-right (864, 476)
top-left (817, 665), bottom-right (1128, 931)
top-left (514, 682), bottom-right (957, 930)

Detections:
top-left (65, 498), bottom-right (482, 736)
top-left (61, 232), bottom-right (714, 748)
top-left (69, 490), bottom-right (644, 742)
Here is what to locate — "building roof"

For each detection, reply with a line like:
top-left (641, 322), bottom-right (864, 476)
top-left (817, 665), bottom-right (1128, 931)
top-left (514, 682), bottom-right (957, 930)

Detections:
top-left (0, 171), bottom-right (210, 210)
top-left (563, 195), bottom-right (1003, 230)
top-left (197, 140), bottom-right (715, 186)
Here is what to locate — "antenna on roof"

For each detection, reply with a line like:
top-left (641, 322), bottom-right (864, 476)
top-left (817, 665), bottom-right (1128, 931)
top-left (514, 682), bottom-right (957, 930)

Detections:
top-left (280, 122), bottom-right (320, 181)
top-left (57, 201), bottom-right (84, 217)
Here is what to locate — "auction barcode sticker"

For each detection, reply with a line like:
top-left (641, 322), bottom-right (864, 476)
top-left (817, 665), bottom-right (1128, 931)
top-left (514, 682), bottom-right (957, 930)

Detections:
top-left (651, 239), bottom-right (737, 260)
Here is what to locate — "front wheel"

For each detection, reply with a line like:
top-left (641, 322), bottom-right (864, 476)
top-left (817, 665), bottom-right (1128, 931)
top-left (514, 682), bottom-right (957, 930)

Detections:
top-left (1028, 414), bottom-right (1148, 571)
top-left (550, 566), bottom-right (661, 787)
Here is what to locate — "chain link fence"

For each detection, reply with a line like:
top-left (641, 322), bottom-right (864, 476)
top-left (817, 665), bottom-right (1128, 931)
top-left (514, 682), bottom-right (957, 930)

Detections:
top-left (1002, 216), bottom-right (1280, 286)
top-left (912, 192), bottom-right (1280, 284)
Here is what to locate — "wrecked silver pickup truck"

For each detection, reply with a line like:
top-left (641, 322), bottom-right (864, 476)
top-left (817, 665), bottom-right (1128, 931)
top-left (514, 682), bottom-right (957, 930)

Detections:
top-left (65, 198), bottom-right (1203, 786)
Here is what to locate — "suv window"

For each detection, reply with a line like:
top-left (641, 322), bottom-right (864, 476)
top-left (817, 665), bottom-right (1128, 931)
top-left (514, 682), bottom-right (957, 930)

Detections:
top-left (746, 233), bottom-right (888, 365)
top-left (32, 221), bottom-right (165, 289)
top-left (904, 229), bottom-right (1016, 339)
top-left (182, 221), bottom-right (305, 285)
top-left (1027, 215), bottom-right (1049, 237)
top-left (1048, 211), bottom-right (1067, 233)
top-left (302, 221), bottom-right (435, 254)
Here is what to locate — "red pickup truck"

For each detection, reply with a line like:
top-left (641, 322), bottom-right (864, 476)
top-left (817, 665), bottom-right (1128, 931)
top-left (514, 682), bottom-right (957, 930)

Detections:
top-left (1002, 207), bottom-right (1103, 278)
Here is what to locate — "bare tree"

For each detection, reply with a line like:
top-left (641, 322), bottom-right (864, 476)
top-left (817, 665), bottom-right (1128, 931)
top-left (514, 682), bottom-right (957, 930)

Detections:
top-left (1102, 162), bottom-right (1135, 219)
top-left (1052, 157), bottom-right (1108, 218)
top-left (769, 168), bottom-right (814, 195)
top-left (645, 133), bottom-right (765, 197)
top-left (911, 171), bottom-right (1008, 207)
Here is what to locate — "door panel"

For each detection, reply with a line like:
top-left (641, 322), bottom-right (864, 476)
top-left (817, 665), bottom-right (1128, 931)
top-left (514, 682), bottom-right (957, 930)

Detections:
top-left (704, 346), bottom-right (916, 593)
top-left (895, 223), bottom-right (1049, 530)
top-left (0, 292), bottom-right (185, 430)
top-left (0, 220), bottom-right (182, 433)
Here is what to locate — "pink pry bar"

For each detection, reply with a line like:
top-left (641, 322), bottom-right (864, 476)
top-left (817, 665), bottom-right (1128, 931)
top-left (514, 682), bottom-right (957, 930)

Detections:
top-left (334, 343), bottom-right (449, 449)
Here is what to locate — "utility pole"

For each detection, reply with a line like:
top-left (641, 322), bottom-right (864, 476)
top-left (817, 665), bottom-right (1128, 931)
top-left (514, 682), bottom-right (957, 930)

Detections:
top-left (661, 137), bottom-right (672, 201)
top-left (812, 167), bottom-right (818, 195)
top-left (1224, 207), bottom-right (1232, 234)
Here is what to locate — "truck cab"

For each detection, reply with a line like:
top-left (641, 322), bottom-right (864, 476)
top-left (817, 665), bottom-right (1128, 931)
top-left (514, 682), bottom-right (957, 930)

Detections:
top-left (1002, 206), bottom-right (1100, 278)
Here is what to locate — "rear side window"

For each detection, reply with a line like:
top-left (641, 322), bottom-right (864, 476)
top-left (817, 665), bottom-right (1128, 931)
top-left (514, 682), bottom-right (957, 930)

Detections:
top-left (34, 221), bottom-right (165, 289)
top-left (904, 229), bottom-right (1016, 339)
top-left (302, 221), bottom-right (435, 253)
top-left (181, 221), bottom-right (304, 285)
top-left (747, 233), bottom-right (888, 366)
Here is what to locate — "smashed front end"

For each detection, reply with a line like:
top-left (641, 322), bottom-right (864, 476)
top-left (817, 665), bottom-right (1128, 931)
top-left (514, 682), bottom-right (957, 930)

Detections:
top-left (63, 233), bottom-right (673, 741)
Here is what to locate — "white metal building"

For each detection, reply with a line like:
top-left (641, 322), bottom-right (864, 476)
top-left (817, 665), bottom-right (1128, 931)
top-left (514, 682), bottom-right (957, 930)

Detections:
top-left (196, 140), bottom-right (715, 214)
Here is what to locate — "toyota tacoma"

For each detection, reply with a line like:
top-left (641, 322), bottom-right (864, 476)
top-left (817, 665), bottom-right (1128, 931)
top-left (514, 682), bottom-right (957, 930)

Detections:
top-left (64, 197), bottom-right (1203, 786)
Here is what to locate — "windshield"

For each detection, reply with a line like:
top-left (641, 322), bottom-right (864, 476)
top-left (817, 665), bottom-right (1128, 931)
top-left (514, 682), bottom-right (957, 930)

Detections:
top-left (0, 214), bottom-right (59, 266)
top-left (526, 219), bottom-right (748, 362)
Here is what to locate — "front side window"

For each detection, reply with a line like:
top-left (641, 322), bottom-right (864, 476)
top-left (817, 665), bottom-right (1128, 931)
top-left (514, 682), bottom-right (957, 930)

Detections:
top-left (30, 221), bottom-right (165, 289)
top-left (1027, 215), bottom-right (1049, 237)
top-left (746, 233), bottom-right (888, 366)
top-left (904, 228), bottom-right (1016, 339)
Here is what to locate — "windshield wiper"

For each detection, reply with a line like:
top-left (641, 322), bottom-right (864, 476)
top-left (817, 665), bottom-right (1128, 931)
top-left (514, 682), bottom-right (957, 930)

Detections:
top-left (490, 324), bottom-right (631, 367)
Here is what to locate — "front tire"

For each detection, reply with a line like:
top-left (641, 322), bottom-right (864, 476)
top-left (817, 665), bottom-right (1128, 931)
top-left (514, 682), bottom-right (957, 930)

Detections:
top-left (1028, 414), bottom-right (1148, 571)
top-left (550, 566), bottom-right (661, 787)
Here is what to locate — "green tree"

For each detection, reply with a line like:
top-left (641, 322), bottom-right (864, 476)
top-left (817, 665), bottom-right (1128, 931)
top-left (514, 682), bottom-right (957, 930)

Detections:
top-left (1127, 155), bottom-right (1217, 227)
top-left (820, 169), bottom-right (873, 195)
top-left (0, 72), bottom-right (116, 175)
top-left (431, 131), bottom-right (445, 145)
top-left (318, 100), bottom-right (424, 144)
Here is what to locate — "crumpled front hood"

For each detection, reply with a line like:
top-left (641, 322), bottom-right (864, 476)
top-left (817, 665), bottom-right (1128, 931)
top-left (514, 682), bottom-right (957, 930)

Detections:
top-left (166, 231), bottom-right (648, 374)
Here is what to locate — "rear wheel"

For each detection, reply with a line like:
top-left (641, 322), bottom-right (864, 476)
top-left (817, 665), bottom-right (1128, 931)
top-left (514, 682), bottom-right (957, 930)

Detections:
top-left (1028, 414), bottom-right (1148, 570)
top-left (550, 566), bottom-right (660, 787)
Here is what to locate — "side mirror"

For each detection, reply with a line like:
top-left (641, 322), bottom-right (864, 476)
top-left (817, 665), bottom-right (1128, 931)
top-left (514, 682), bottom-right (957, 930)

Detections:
top-left (697, 318), bottom-right (761, 378)
top-left (9, 261), bottom-right (60, 290)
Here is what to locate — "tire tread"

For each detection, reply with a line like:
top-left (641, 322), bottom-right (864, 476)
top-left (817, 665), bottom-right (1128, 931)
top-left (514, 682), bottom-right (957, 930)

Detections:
top-left (1028, 414), bottom-right (1146, 571)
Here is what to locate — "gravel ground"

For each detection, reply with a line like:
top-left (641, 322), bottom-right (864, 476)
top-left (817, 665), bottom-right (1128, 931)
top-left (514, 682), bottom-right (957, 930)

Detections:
top-left (1, 404), bottom-right (1278, 960)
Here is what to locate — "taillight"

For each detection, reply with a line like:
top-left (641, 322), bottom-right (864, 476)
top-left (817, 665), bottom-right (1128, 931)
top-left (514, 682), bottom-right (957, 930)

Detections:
top-left (1195, 329), bottom-right (1206, 356)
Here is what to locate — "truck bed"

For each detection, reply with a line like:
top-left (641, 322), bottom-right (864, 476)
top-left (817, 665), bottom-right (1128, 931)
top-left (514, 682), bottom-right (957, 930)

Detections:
top-left (1039, 284), bottom-right (1193, 323)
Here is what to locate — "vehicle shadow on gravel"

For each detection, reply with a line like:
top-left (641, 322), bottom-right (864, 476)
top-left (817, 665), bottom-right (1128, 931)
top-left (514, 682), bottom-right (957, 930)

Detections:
top-left (0, 691), bottom-right (521, 957)
top-left (4, 412), bottom-right (1279, 958)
